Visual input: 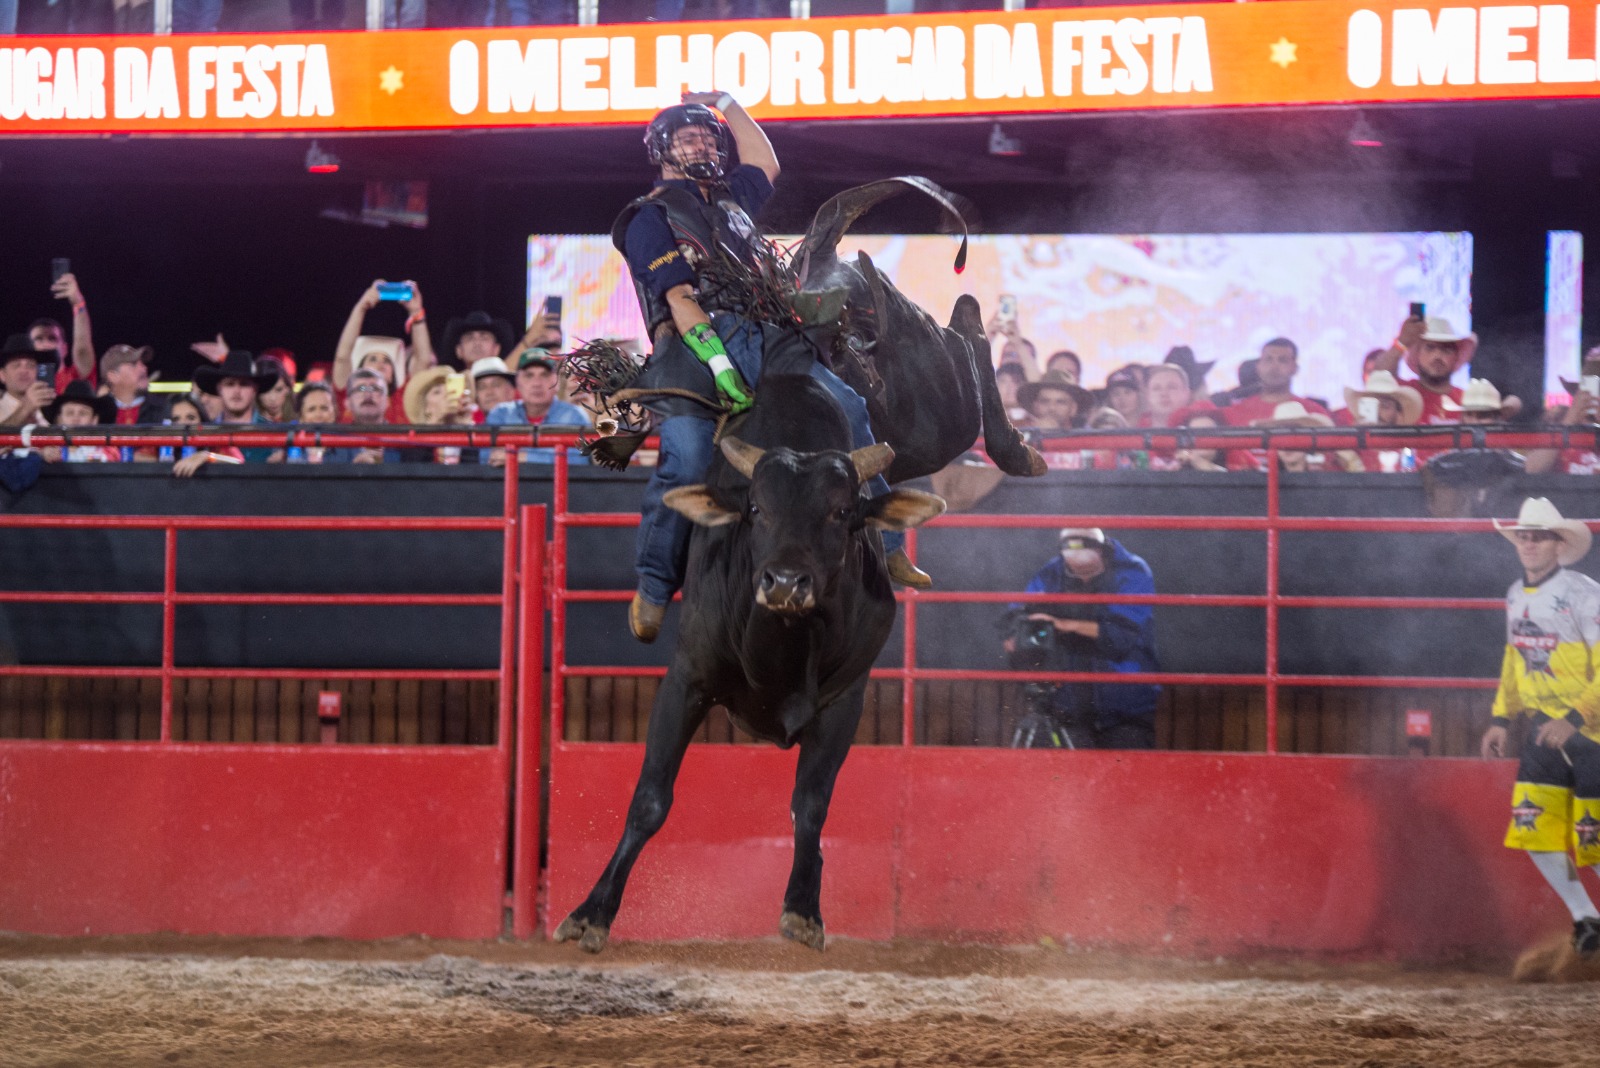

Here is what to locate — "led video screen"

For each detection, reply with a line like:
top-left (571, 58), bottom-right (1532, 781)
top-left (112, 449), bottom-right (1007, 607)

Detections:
top-left (1546, 230), bottom-right (1583, 406)
top-left (528, 230), bottom-right (1474, 405)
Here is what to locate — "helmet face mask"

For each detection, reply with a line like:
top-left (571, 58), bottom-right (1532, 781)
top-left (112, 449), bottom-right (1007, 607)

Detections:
top-left (645, 104), bottom-right (731, 181)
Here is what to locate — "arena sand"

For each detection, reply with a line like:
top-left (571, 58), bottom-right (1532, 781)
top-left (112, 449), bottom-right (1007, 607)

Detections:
top-left (1, 934), bottom-right (1595, 1067)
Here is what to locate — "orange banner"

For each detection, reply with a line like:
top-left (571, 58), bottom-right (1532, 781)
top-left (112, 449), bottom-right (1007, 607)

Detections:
top-left (3, 1), bottom-right (1599, 134)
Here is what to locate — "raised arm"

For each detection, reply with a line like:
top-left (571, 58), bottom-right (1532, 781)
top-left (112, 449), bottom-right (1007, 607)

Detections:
top-left (53, 273), bottom-right (94, 381)
top-left (333, 281), bottom-right (383, 390)
top-left (1372, 313), bottom-right (1427, 377)
top-left (402, 281), bottom-right (434, 378)
top-left (684, 91), bottom-right (778, 184)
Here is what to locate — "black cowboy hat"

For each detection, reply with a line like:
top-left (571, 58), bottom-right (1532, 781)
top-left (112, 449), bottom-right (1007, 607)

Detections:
top-left (42, 379), bottom-right (116, 425)
top-left (442, 311), bottom-right (515, 358)
top-left (0, 332), bottom-right (42, 366)
top-left (193, 351), bottom-right (277, 396)
top-left (1163, 345), bottom-right (1215, 391)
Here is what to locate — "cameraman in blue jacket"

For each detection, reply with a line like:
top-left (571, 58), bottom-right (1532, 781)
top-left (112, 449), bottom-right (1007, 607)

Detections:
top-left (1003, 527), bottom-right (1161, 749)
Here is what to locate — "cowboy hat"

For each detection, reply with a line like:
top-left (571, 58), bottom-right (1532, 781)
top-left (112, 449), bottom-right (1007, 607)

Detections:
top-left (469, 355), bottom-right (515, 384)
top-left (1406, 316), bottom-right (1477, 374)
top-left (1163, 345), bottom-right (1214, 391)
top-left (1344, 371), bottom-right (1423, 425)
top-left (1017, 371), bottom-right (1093, 415)
top-left (1253, 400), bottom-right (1334, 428)
top-left (0, 333), bottom-right (42, 366)
top-left (1494, 497), bottom-right (1592, 566)
top-left (402, 365), bottom-right (457, 425)
top-left (442, 311), bottom-right (515, 358)
top-left (42, 379), bottom-right (116, 425)
top-left (193, 351), bottom-right (277, 396)
top-left (1558, 351), bottom-right (1600, 396)
top-left (351, 335), bottom-right (407, 389)
top-left (1440, 378), bottom-right (1504, 413)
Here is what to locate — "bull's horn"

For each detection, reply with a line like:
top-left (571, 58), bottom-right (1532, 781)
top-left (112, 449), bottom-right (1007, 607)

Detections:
top-left (720, 437), bottom-right (766, 478)
top-left (850, 443), bottom-right (895, 483)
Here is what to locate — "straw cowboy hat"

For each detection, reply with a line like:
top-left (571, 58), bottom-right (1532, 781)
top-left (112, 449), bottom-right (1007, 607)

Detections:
top-left (1344, 371), bottom-right (1423, 425)
top-left (1441, 378), bottom-right (1504, 413)
top-left (402, 365), bottom-right (456, 425)
top-left (1494, 497), bottom-right (1592, 566)
top-left (1406, 316), bottom-right (1477, 374)
top-left (1017, 371), bottom-right (1094, 415)
top-left (1253, 400), bottom-right (1335, 428)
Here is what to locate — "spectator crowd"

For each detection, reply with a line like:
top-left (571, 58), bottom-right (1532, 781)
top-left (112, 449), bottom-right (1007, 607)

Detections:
top-left (986, 305), bottom-right (1600, 477)
top-left (4, 270), bottom-right (1597, 479)
top-left (0, 274), bottom-right (597, 474)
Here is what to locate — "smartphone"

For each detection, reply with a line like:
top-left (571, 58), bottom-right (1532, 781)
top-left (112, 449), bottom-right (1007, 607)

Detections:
top-left (543, 295), bottom-right (563, 319)
top-left (1409, 301), bottom-right (1425, 319)
top-left (375, 281), bottom-right (414, 302)
top-left (36, 361), bottom-right (55, 383)
top-left (445, 372), bottom-right (466, 404)
top-left (51, 258), bottom-right (71, 283)
top-left (1356, 397), bottom-right (1380, 423)
top-left (1582, 375), bottom-right (1600, 398)
top-left (996, 293), bottom-right (1018, 326)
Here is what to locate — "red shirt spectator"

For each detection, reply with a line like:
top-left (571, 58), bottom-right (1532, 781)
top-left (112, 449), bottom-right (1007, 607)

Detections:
top-left (1220, 337), bottom-right (1330, 471)
top-left (1342, 371), bottom-right (1423, 472)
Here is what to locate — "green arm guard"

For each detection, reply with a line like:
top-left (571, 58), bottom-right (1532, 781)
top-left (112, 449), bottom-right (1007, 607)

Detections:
top-left (684, 322), bottom-right (753, 414)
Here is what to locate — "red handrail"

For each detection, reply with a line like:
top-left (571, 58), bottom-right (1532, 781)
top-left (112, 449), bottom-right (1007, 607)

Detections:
top-left (0, 457), bottom-right (525, 747)
top-left (540, 432), bottom-right (1597, 755)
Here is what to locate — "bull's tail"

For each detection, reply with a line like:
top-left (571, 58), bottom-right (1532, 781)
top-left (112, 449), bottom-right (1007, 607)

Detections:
top-left (949, 295), bottom-right (1047, 478)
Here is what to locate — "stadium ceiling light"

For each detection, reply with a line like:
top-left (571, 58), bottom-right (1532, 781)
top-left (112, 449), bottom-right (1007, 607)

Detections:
top-left (1348, 113), bottom-right (1383, 148)
top-left (305, 140), bottom-right (341, 174)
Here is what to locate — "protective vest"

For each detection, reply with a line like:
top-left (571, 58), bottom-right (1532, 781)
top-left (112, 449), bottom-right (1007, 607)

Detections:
top-left (1492, 567), bottom-right (1600, 733)
top-left (612, 184), bottom-right (763, 341)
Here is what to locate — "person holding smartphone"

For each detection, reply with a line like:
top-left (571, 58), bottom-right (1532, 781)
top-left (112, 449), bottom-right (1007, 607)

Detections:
top-left (33, 261), bottom-right (96, 392)
top-left (0, 333), bottom-right (55, 429)
top-left (332, 279), bottom-right (434, 424)
top-left (1526, 350), bottom-right (1600, 475)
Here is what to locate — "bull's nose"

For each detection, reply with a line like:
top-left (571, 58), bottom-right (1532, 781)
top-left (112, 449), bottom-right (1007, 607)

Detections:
top-left (758, 569), bottom-right (814, 612)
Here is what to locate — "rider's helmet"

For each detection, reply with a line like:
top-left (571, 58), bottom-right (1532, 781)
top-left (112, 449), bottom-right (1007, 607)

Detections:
top-left (644, 104), bottom-right (731, 181)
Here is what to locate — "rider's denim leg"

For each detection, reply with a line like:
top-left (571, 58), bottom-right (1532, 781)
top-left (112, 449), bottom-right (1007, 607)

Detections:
top-left (635, 314), bottom-right (766, 606)
top-left (635, 415), bottom-right (717, 607)
top-left (808, 363), bottom-right (905, 556)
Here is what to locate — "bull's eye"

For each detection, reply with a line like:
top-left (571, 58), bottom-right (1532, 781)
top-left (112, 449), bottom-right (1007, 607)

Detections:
top-left (749, 503), bottom-right (760, 517)
top-left (835, 506), bottom-right (852, 522)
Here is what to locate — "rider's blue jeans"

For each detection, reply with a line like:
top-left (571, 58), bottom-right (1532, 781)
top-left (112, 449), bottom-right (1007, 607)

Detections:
top-left (635, 313), bottom-right (901, 607)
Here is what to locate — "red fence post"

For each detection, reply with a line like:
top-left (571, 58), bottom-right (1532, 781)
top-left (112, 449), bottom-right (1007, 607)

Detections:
top-left (513, 504), bottom-right (546, 939)
top-left (497, 448), bottom-right (520, 755)
top-left (1265, 455), bottom-right (1280, 754)
top-left (550, 445), bottom-right (570, 744)
top-left (901, 526), bottom-right (918, 747)
top-left (159, 525), bottom-right (177, 742)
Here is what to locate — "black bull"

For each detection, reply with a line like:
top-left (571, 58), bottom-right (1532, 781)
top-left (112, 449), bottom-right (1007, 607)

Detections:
top-left (554, 372), bottom-right (947, 953)
top-left (793, 177), bottom-right (1047, 483)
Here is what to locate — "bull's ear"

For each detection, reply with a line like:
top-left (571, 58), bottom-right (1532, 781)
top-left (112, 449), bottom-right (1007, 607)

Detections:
top-left (863, 489), bottom-right (947, 531)
top-left (664, 486), bottom-right (741, 527)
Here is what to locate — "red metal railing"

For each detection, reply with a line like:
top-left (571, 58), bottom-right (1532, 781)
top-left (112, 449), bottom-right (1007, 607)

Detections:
top-left (0, 428), bottom-right (540, 741)
top-left (544, 426), bottom-right (1598, 754)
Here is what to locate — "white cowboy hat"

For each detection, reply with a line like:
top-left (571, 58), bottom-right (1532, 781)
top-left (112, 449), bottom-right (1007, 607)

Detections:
top-left (1494, 497), bottom-right (1592, 566)
top-left (1440, 378), bottom-right (1503, 413)
top-left (1344, 371), bottom-right (1423, 425)
top-left (1253, 400), bottom-right (1334, 428)
top-left (1406, 316), bottom-right (1477, 374)
top-left (469, 355), bottom-right (515, 383)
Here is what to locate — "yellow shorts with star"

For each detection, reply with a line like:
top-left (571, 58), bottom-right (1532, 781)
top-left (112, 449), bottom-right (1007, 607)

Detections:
top-left (1505, 727), bottom-right (1600, 867)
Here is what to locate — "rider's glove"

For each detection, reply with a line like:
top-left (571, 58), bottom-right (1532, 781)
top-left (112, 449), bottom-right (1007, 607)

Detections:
top-left (683, 322), bottom-right (753, 414)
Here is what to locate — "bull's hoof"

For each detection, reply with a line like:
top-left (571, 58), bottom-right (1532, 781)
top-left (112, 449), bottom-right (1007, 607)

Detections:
top-left (779, 910), bottom-right (826, 951)
top-left (554, 915), bottom-right (612, 954)
top-left (1023, 445), bottom-right (1048, 477)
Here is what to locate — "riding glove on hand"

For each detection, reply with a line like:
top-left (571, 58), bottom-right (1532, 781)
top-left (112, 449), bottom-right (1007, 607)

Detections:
top-left (684, 322), bottom-right (754, 414)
